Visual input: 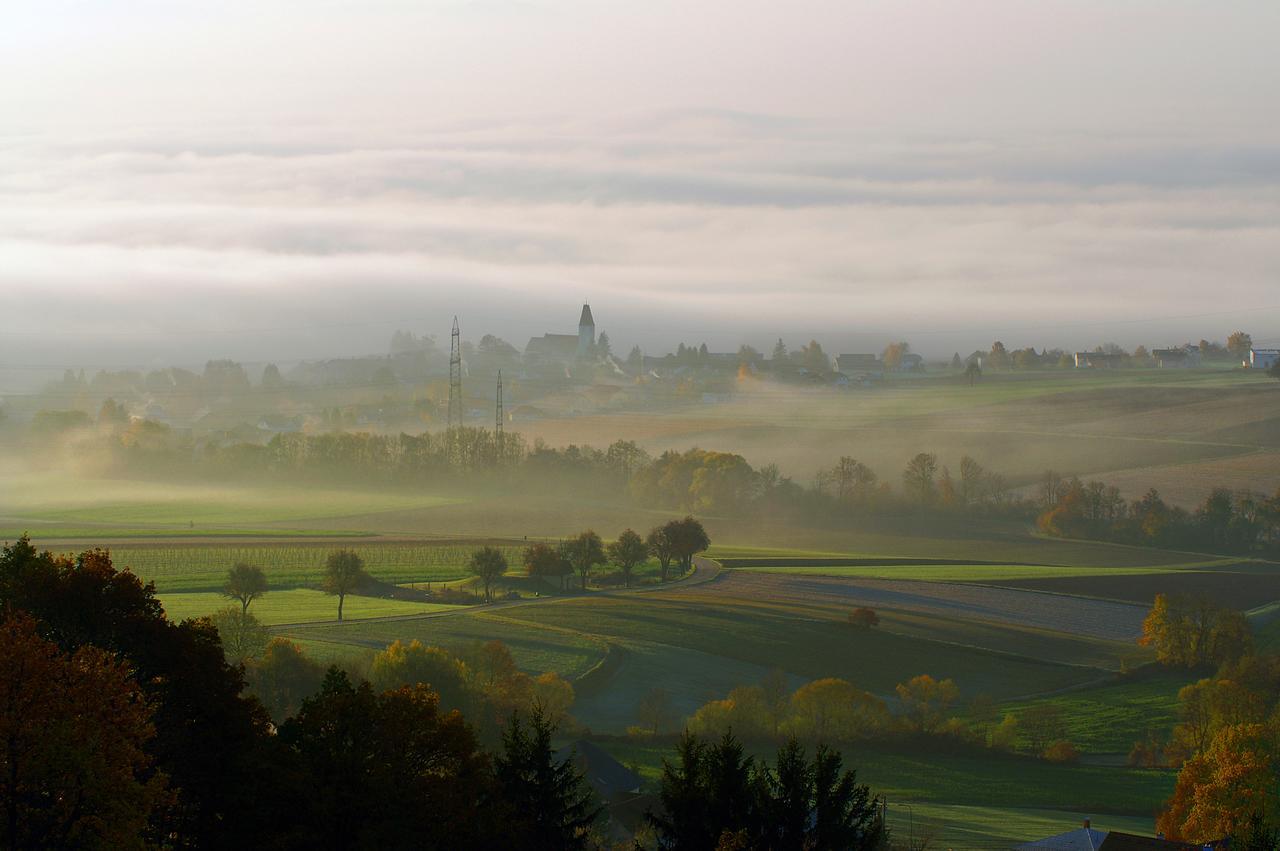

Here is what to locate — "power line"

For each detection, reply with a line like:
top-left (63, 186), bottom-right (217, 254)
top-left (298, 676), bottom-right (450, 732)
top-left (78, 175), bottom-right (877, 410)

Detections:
top-left (447, 316), bottom-right (463, 432)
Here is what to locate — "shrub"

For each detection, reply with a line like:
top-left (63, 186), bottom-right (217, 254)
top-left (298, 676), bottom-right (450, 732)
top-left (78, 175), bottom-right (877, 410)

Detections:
top-left (847, 608), bottom-right (880, 628)
top-left (1043, 740), bottom-right (1080, 764)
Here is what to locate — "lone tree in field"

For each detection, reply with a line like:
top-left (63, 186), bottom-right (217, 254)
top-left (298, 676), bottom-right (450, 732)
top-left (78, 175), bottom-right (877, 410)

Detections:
top-left (647, 525), bottom-right (676, 582)
top-left (322, 550), bottom-right (369, 621)
top-left (469, 546), bottom-right (508, 602)
top-left (565, 531), bottom-right (606, 591)
top-left (664, 516), bottom-right (711, 576)
top-left (223, 562), bottom-right (268, 613)
top-left (607, 528), bottom-right (648, 588)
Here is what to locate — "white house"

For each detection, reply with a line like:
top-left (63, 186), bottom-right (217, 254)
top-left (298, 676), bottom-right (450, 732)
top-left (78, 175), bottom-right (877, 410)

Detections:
top-left (1249, 349), bottom-right (1280, 370)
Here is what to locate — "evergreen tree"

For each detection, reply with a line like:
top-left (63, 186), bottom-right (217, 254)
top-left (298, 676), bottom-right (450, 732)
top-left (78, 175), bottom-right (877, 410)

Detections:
top-left (494, 707), bottom-right (600, 850)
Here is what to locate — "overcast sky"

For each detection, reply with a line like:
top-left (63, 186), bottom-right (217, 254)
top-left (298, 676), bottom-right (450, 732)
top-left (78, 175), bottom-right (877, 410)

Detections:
top-left (2, 0), bottom-right (1279, 378)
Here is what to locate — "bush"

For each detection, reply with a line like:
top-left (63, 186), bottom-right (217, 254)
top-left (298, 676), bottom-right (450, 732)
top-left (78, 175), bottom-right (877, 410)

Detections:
top-left (847, 607), bottom-right (880, 628)
top-left (1042, 740), bottom-right (1080, 764)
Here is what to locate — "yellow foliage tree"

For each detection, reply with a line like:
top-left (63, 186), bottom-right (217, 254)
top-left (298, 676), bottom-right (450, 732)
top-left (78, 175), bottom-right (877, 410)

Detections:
top-left (1157, 723), bottom-right (1280, 843)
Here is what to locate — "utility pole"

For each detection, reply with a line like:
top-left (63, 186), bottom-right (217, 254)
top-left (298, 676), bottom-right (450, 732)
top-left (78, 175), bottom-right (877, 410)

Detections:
top-left (494, 370), bottom-right (504, 462)
top-left (448, 316), bottom-right (462, 431)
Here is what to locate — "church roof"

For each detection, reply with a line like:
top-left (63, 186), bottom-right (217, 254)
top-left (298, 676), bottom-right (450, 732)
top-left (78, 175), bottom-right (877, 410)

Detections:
top-left (525, 334), bottom-right (579, 360)
top-left (579, 303), bottom-right (595, 328)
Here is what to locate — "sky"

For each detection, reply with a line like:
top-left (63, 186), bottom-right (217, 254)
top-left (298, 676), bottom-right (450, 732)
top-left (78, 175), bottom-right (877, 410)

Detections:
top-left (2, 0), bottom-right (1279, 377)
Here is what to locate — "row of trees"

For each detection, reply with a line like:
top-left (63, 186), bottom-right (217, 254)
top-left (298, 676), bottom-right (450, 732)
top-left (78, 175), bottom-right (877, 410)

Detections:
top-left (522, 518), bottom-right (710, 590)
top-left (2, 536), bottom-right (901, 849)
top-left (678, 671), bottom-right (1079, 764)
top-left (1038, 478), bottom-right (1280, 555)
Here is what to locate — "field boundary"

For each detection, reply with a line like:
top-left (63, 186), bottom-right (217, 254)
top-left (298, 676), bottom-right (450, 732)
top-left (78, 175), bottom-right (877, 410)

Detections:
top-left (717, 557), bottom-right (1055, 569)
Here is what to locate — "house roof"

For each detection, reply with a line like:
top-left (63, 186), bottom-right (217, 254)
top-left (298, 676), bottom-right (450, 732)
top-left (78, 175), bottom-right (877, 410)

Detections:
top-left (562, 739), bottom-right (641, 800)
top-left (1097, 833), bottom-right (1213, 850)
top-left (837, 353), bottom-right (880, 370)
top-left (525, 334), bottom-right (580, 360)
top-left (579, 303), bottom-right (595, 328)
top-left (1015, 826), bottom-right (1108, 851)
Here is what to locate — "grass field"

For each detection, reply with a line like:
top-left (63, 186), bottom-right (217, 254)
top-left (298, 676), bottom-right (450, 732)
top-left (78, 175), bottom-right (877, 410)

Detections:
top-left (158, 589), bottom-right (463, 625)
top-left (63, 541), bottom-right (527, 592)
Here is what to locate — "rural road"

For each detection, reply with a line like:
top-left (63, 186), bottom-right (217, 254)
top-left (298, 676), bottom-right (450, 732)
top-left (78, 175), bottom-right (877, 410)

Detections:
top-left (270, 555), bottom-right (723, 631)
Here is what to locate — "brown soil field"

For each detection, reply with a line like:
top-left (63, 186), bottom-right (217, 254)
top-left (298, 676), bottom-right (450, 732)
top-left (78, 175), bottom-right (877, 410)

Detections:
top-left (690, 571), bottom-right (1147, 641)
top-left (1080, 449), bottom-right (1280, 507)
top-left (997, 570), bottom-right (1280, 611)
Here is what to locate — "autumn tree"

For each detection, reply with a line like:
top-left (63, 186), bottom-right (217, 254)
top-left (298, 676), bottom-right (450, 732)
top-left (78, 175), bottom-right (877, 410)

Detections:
top-left (494, 707), bottom-right (600, 849)
top-left (223, 562), bottom-right (268, 613)
top-left (1157, 723), bottom-right (1280, 843)
top-left (369, 639), bottom-right (470, 713)
top-left (279, 669), bottom-right (498, 849)
top-left (882, 341), bottom-right (910, 370)
top-left (786, 679), bottom-right (888, 744)
top-left (469, 546), bottom-right (508, 602)
top-left (322, 549), bottom-right (369, 621)
top-left (606, 528), bottom-right (649, 588)
top-left (1019, 704), bottom-right (1068, 754)
top-left (895, 674), bottom-right (960, 734)
top-left (1227, 331), bottom-right (1254, 362)
top-left (0, 614), bottom-right (167, 849)
top-left (902, 452), bottom-right (939, 503)
top-left (524, 541), bottom-right (572, 591)
top-left (1140, 593), bottom-right (1253, 669)
top-left (245, 638), bottom-right (328, 722)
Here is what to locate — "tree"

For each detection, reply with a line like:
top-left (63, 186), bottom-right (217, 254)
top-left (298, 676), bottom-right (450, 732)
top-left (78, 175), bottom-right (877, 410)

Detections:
top-left (902, 452), bottom-right (939, 503)
top-left (950, 352), bottom-right (963, 370)
top-left (648, 732), bottom-right (761, 849)
top-left (0, 538), bottom-right (279, 846)
top-left (211, 606), bottom-right (270, 664)
top-left (1157, 723), bottom-right (1280, 843)
top-left (638, 687), bottom-right (676, 736)
top-left (1140, 593), bottom-right (1253, 669)
top-left (1227, 331), bottom-right (1254, 362)
top-left (524, 541), bottom-right (570, 590)
top-left (369, 639), bottom-right (470, 712)
top-left (665, 516), bottom-right (711, 575)
top-left (223, 561), bottom-right (268, 613)
top-left (596, 330), bottom-right (612, 360)
top-left (0, 613), bottom-right (167, 849)
top-left (647, 525), bottom-right (677, 581)
top-left (322, 549), bottom-right (368, 621)
top-left (847, 608), bottom-right (879, 628)
top-left (279, 669), bottom-right (498, 849)
top-left (786, 679), bottom-right (888, 744)
top-left (895, 674), bottom-right (960, 734)
top-left (963, 358), bottom-right (982, 385)
top-left (564, 530), bottom-right (606, 590)
top-left (628, 345), bottom-right (644, 375)
top-left (760, 669), bottom-right (791, 739)
top-left (494, 707), bottom-right (600, 850)
top-left (607, 528), bottom-right (649, 588)
top-left (469, 546), bottom-right (508, 602)
top-left (772, 338), bottom-right (788, 363)
top-left (1019, 704), bottom-right (1067, 754)
top-left (245, 638), bottom-right (328, 722)
top-left (882, 341), bottom-right (910, 370)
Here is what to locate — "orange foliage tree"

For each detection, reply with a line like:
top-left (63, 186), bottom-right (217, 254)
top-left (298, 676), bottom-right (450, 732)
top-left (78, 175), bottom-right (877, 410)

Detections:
top-left (1157, 723), bottom-right (1280, 843)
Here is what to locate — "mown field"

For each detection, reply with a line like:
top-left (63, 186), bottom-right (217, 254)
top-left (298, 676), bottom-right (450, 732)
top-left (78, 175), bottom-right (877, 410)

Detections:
top-left (67, 540), bottom-right (527, 592)
top-left (158, 589), bottom-right (462, 625)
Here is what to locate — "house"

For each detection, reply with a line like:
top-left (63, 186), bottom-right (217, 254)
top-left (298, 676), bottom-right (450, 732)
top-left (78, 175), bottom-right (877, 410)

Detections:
top-left (1097, 831), bottom-right (1224, 850)
top-left (561, 740), bottom-right (642, 802)
top-left (897, 352), bottom-right (924, 371)
top-left (1015, 820), bottom-right (1108, 851)
top-left (1249, 348), bottom-right (1280, 370)
top-left (1152, 347), bottom-right (1202, 369)
top-left (836, 353), bottom-right (882, 374)
top-left (1075, 352), bottom-right (1125, 369)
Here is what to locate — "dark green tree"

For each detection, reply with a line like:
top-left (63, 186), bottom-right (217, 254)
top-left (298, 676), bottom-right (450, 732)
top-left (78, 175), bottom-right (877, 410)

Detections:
top-left (322, 549), bottom-right (368, 621)
top-left (664, 516), bottom-right (711, 576)
top-left (565, 530), bottom-right (606, 590)
top-left (494, 707), bottom-right (600, 850)
top-left (647, 525), bottom-right (676, 581)
top-left (469, 546), bottom-right (508, 602)
top-left (607, 528), bottom-right (649, 588)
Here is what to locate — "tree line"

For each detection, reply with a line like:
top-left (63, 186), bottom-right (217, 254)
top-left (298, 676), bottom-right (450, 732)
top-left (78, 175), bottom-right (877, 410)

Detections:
top-left (1, 536), bottom-right (903, 850)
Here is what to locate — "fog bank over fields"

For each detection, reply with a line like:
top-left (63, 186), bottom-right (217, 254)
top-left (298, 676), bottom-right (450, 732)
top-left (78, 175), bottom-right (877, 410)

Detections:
top-left (3, 2), bottom-right (1279, 366)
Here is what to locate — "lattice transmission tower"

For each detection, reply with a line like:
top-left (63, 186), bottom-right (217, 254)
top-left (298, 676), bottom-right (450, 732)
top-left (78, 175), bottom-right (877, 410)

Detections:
top-left (447, 316), bottom-right (462, 431)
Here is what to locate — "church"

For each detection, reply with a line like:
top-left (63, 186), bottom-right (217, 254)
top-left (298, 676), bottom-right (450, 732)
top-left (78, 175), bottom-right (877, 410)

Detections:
top-left (524, 303), bottom-right (595, 363)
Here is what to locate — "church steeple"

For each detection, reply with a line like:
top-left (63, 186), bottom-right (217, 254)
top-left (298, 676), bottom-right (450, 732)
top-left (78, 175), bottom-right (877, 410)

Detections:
top-left (577, 303), bottom-right (595, 357)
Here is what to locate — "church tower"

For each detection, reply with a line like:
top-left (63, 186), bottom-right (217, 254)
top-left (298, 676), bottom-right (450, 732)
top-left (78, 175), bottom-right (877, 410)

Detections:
top-left (577, 303), bottom-right (595, 357)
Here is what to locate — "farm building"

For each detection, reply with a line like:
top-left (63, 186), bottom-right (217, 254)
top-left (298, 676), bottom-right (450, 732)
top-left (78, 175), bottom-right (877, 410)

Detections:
top-left (1014, 820), bottom-right (1108, 850)
top-left (1249, 348), bottom-right (1280, 369)
top-left (1074, 352), bottom-right (1125, 369)
top-left (1152, 347), bottom-right (1202, 369)
top-left (836, 353), bottom-right (882, 374)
